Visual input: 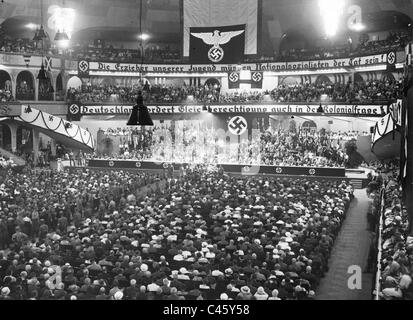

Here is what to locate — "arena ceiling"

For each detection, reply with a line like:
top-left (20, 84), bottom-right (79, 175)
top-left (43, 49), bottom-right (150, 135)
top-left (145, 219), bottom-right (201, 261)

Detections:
top-left (1, 0), bottom-right (413, 53)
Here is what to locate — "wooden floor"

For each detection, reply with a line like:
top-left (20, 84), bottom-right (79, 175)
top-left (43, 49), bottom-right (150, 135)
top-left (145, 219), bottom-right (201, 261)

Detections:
top-left (316, 189), bottom-right (374, 300)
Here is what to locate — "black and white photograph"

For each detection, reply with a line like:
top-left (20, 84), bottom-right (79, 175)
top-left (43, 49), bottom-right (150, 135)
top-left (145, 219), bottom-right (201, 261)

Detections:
top-left (0, 0), bottom-right (412, 312)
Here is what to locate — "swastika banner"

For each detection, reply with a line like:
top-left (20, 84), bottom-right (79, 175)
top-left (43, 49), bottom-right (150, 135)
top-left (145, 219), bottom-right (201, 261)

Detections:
top-left (228, 72), bottom-right (240, 89)
top-left (228, 116), bottom-right (248, 135)
top-left (189, 24), bottom-right (246, 64)
top-left (386, 51), bottom-right (396, 71)
top-left (67, 101), bottom-right (82, 121)
top-left (183, 0), bottom-right (258, 57)
top-left (251, 71), bottom-right (263, 89)
top-left (78, 60), bottom-right (90, 78)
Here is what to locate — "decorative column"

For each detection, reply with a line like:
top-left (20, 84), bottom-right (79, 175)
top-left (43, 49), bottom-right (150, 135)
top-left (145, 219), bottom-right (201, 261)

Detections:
top-left (35, 79), bottom-right (39, 101)
top-left (11, 73), bottom-right (17, 99)
top-left (33, 130), bottom-right (40, 164)
top-left (8, 122), bottom-right (18, 153)
top-left (50, 139), bottom-right (57, 156)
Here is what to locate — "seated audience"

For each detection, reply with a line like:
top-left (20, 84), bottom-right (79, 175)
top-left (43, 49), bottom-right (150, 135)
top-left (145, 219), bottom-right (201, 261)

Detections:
top-left (0, 166), bottom-right (353, 300)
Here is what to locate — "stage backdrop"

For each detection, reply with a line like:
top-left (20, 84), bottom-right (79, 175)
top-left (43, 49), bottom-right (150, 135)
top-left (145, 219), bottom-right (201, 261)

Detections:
top-left (183, 0), bottom-right (258, 57)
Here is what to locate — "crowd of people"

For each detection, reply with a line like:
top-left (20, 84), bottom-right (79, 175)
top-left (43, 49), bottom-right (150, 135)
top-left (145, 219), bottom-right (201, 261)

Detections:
top-left (0, 163), bottom-right (354, 300)
top-left (0, 156), bottom-right (17, 169)
top-left (376, 174), bottom-right (412, 299)
top-left (71, 43), bottom-right (181, 64)
top-left (259, 129), bottom-right (351, 167)
top-left (0, 89), bottom-right (14, 102)
top-left (0, 38), bottom-right (44, 56)
top-left (2, 27), bottom-right (408, 63)
top-left (67, 83), bottom-right (221, 104)
top-left (357, 31), bottom-right (410, 57)
top-left (248, 31), bottom-right (411, 63)
top-left (96, 124), bottom-right (361, 168)
top-left (0, 27), bottom-right (409, 67)
top-left (269, 80), bottom-right (403, 104)
top-left (66, 78), bottom-right (403, 105)
top-left (364, 161), bottom-right (412, 300)
top-left (16, 82), bottom-right (35, 101)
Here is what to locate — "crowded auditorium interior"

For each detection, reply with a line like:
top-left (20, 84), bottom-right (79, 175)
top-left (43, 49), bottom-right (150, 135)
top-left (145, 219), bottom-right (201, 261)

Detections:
top-left (0, 0), bottom-right (412, 305)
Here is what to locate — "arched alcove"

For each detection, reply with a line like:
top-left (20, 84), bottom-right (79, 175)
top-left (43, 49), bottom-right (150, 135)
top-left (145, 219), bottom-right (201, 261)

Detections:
top-left (16, 70), bottom-right (35, 100)
top-left (56, 73), bottom-right (64, 101)
top-left (315, 75), bottom-right (332, 85)
top-left (0, 124), bottom-right (11, 150)
top-left (38, 71), bottom-right (54, 101)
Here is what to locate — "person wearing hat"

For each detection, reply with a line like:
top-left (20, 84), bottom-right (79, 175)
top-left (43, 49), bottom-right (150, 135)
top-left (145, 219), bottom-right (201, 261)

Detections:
top-left (219, 293), bottom-right (230, 300)
top-left (254, 286), bottom-right (269, 300)
top-left (0, 287), bottom-right (11, 300)
top-left (112, 290), bottom-right (124, 300)
top-left (236, 286), bottom-right (253, 300)
top-left (170, 273), bottom-right (186, 292)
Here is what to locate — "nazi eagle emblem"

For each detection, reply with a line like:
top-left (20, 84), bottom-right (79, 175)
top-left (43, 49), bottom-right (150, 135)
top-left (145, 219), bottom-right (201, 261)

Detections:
top-left (191, 29), bottom-right (245, 63)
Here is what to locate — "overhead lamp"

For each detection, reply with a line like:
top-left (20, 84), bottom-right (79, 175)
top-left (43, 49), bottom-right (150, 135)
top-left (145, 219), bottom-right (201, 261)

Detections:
top-left (127, 92), bottom-right (153, 126)
top-left (54, 30), bottom-right (69, 41)
top-left (138, 33), bottom-right (150, 41)
top-left (26, 23), bottom-right (38, 30)
top-left (37, 63), bottom-right (48, 80)
top-left (318, 0), bottom-right (345, 37)
top-left (350, 23), bottom-right (365, 32)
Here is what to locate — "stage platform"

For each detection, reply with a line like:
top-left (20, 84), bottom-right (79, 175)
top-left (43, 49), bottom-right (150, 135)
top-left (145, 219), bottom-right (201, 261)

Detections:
top-left (61, 159), bottom-right (373, 189)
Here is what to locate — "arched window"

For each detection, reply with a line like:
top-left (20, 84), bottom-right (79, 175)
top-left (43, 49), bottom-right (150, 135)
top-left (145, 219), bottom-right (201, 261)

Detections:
top-left (16, 126), bottom-right (33, 153)
top-left (301, 120), bottom-right (317, 133)
top-left (67, 76), bottom-right (82, 90)
top-left (315, 75), bottom-right (332, 85)
top-left (0, 124), bottom-right (11, 151)
top-left (381, 72), bottom-right (395, 83)
top-left (16, 71), bottom-right (35, 100)
top-left (205, 78), bottom-right (220, 89)
top-left (279, 76), bottom-right (299, 86)
top-left (38, 72), bottom-right (54, 101)
top-left (56, 73), bottom-right (64, 101)
top-left (353, 73), bottom-right (364, 84)
top-left (0, 70), bottom-right (13, 101)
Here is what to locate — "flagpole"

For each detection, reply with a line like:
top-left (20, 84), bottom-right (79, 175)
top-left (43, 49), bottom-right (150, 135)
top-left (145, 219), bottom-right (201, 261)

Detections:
top-left (139, 0), bottom-right (144, 83)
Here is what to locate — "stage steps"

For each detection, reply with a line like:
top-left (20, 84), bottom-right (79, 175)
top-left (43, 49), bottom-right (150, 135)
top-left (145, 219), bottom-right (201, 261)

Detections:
top-left (0, 147), bottom-right (26, 166)
top-left (349, 179), bottom-right (364, 189)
